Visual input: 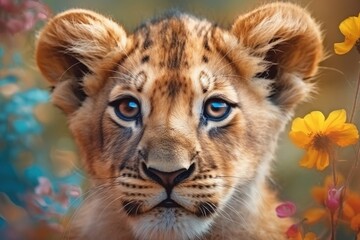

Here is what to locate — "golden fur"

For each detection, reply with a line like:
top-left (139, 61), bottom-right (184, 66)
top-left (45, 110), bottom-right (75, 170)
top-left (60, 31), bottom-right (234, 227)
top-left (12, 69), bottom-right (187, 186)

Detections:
top-left (36, 2), bottom-right (323, 239)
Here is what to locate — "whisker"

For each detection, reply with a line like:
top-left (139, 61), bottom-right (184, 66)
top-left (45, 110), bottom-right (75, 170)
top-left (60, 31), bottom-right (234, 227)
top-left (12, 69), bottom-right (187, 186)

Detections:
top-left (58, 61), bottom-right (83, 83)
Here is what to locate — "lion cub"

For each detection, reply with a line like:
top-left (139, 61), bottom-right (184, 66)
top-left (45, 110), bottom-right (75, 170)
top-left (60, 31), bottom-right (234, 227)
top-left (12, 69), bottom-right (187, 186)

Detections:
top-left (36, 2), bottom-right (322, 239)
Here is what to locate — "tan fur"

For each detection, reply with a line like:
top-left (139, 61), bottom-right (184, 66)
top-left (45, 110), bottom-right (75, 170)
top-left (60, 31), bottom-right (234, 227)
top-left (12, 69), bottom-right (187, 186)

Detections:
top-left (36, 2), bottom-right (323, 240)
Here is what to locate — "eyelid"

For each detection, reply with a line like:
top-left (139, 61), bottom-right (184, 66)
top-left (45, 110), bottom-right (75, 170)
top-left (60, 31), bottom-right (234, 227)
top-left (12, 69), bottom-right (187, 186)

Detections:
top-left (108, 94), bottom-right (140, 107)
top-left (205, 94), bottom-right (240, 108)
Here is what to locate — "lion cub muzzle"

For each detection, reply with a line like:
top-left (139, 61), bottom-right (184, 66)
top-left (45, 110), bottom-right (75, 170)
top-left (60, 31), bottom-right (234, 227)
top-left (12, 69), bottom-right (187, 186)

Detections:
top-left (138, 132), bottom-right (199, 204)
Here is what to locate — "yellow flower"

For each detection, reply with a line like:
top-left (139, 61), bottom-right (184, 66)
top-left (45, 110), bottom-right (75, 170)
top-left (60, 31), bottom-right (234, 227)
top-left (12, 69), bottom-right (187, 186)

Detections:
top-left (289, 109), bottom-right (359, 170)
top-left (334, 13), bottom-right (360, 55)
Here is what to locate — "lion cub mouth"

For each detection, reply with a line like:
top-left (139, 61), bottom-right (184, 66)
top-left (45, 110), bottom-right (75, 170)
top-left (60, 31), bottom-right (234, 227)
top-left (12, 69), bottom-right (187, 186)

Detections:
top-left (156, 198), bottom-right (182, 208)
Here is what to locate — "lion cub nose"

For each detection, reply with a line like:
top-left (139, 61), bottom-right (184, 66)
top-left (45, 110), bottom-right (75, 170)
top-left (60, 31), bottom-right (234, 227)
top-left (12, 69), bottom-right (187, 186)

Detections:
top-left (142, 163), bottom-right (195, 191)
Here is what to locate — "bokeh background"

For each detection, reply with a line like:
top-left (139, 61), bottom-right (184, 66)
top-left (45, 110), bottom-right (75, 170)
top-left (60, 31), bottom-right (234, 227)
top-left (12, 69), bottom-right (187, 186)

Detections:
top-left (0, 0), bottom-right (359, 239)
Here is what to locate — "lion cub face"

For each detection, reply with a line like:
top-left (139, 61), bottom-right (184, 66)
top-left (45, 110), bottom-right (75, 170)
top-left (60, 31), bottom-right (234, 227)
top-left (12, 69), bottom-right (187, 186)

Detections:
top-left (36, 3), bottom-right (322, 239)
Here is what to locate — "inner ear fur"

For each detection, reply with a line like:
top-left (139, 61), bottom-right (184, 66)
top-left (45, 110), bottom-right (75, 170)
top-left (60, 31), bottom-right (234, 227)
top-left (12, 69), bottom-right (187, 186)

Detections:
top-left (231, 2), bottom-right (323, 109)
top-left (35, 9), bottom-right (127, 114)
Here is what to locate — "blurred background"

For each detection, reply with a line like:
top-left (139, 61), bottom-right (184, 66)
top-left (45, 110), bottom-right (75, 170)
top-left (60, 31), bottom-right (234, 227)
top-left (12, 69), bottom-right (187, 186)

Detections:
top-left (0, 0), bottom-right (359, 239)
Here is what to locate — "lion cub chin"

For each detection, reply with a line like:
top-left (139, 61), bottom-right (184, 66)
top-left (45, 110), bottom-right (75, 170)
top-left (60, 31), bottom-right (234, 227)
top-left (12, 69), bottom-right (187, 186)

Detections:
top-left (36, 2), bottom-right (322, 239)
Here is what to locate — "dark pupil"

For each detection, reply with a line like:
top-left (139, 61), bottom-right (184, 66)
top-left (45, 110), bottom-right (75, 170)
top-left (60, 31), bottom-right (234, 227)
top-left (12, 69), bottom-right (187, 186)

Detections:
top-left (120, 100), bottom-right (139, 117)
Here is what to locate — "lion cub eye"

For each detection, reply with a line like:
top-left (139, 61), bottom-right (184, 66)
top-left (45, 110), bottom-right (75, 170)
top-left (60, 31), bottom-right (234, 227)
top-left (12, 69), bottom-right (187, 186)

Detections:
top-left (110, 96), bottom-right (141, 121)
top-left (203, 98), bottom-right (231, 121)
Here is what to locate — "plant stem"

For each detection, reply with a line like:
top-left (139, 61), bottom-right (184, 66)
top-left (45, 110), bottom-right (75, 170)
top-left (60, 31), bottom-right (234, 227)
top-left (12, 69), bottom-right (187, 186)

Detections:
top-left (331, 149), bottom-right (337, 185)
top-left (345, 146), bottom-right (360, 193)
top-left (344, 69), bottom-right (360, 210)
top-left (330, 212), bottom-right (336, 240)
top-left (349, 70), bottom-right (360, 123)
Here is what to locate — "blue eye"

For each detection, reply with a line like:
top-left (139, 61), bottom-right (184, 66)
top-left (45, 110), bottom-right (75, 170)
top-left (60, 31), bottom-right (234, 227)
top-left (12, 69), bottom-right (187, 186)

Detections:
top-left (203, 98), bottom-right (231, 121)
top-left (110, 96), bottom-right (141, 121)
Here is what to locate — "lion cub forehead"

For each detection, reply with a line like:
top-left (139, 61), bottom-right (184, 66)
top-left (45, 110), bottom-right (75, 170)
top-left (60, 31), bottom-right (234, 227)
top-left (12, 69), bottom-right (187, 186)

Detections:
top-left (108, 13), bottom-right (242, 99)
top-left (132, 13), bottom-right (214, 69)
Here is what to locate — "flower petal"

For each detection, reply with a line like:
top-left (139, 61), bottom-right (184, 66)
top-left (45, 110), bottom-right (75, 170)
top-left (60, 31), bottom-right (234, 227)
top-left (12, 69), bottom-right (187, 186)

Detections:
top-left (286, 224), bottom-right (301, 238)
top-left (339, 16), bottom-right (360, 41)
top-left (304, 111), bottom-right (325, 132)
top-left (289, 131), bottom-right (312, 148)
top-left (299, 151), bottom-right (316, 169)
top-left (323, 109), bottom-right (346, 132)
top-left (328, 123), bottom-right (359, 147)
top-left (303, 207), bottom-right (326, 224)
top-left (311, 186), bottom-right (326, 205)
top-left (343, 201), bottom-right (356, 219)
top-left (275, 201), bottom-right (297, 218)
top-left (299, 150), bottom-right (316, 169)
top-left (291, 117), bottom-right (311, 133)
top-left (334, 39), bottom-right (357, 55)
top-left (344, 191), bottom-right (360, 214)
top-left (316, 150), bottom-right (330, 171)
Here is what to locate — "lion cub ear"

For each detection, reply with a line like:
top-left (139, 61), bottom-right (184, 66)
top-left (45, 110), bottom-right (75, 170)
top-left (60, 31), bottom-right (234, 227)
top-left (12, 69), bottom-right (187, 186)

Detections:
top-left (231, 2), bottom-right (323, 110)
top-left (36, 9), bottom-right (127, 114)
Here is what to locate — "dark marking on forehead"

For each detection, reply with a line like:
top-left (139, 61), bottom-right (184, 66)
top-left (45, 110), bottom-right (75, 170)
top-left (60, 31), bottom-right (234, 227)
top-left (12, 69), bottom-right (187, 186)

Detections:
top-left (203, 37), bottom-right (211, 52)
top-left (157, 19), bottom-right (187, 69)
top-left (143, 29), bottom-right (153, 50)
top-left (203, 38), bottom-right (211, 52)
top-left (202, 56), bottom-right (209, 63)
top-left (167, 78), bottom-right (182, 98)
top-left (203, 27), bottom-right (214, 52)
top-left (184, 60), bottom-right (189, 68)
top-left (141, 55), bottom-right (150, 64)
top-left (168, 33), bottom-right (186, 68)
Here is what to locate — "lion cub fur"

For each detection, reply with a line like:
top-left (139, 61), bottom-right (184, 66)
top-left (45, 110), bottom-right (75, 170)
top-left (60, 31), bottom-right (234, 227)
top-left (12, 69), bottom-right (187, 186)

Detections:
top-left (36, 2), bottom-right (323, 239)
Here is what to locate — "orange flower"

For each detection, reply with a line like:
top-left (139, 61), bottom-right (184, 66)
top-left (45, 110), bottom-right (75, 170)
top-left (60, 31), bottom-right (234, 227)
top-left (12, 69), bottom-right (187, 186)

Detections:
top-left (343, 191), bottom-right (360, 225)
top-left (289, 110), bottom-right (359, 170)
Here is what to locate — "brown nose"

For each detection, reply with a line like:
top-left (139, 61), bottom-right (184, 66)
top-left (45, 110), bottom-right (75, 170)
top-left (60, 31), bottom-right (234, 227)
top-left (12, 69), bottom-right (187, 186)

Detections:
top-left (142, 163), bottom-right (195, 192)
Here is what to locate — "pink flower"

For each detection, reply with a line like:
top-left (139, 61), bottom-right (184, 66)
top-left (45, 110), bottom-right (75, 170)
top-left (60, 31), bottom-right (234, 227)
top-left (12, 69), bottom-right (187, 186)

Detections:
top-left (276, 201), bottom-right (297, 218)
top-left (65, 185), bottom-right (82, 198)
top-left (325, 186), bottom-right (343, 213)
top-left (35, 177), bottom-right (53, 196)
top-left (0, 0), bottom-right (50, 35)
top-left (5, 19), bottom-right (25, 34)
top-left (55, 185), bottom-right (82, 208)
